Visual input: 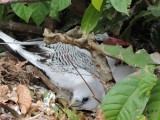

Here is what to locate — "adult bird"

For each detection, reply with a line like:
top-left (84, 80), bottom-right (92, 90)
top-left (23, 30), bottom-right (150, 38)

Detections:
top-left (0, 31), bottom-right (105, 111)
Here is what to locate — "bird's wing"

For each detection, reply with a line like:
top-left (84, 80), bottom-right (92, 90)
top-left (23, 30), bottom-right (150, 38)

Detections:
top-left (26, 42), bottom-right (99, 77)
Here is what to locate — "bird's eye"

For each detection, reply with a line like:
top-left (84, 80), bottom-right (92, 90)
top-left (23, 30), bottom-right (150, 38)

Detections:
top-left (82, 97), bottom-right (89, 103)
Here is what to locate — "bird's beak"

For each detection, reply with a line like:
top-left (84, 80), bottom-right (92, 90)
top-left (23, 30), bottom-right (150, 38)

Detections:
top-left (68, 100), bottom-right (82, 109)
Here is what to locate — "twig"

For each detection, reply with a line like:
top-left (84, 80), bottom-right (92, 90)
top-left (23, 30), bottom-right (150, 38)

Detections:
top-left (43, 28), bottom-right (94, 50)
top-left (0, 103), bottom-right (22, 119)
top-left (2, 21), bottom-right (44, 35)
top-left (54, 103), bottom-right (67, 116)
top-left (65, 55), bottom-right (101, 104)
top-left (0, 0), bottom-right (48, 4)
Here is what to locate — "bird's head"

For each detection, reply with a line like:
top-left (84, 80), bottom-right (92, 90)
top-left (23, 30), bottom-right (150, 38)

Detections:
top-left (69, 79), bottom-right (105, 111)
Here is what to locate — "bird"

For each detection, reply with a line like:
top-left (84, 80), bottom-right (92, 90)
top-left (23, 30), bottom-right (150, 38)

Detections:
top-left (0, 31), bottom-right (105, 111)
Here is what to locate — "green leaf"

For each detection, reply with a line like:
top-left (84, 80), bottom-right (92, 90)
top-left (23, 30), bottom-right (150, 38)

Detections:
top-left (146, 78), bottom-right (160, 120)
top-left (0, 5), bottom-right (4, 27)
top-left (101, 66), bottom-right (157, 120)
top-left (49, 0), bottom-right (71, 20)
top-left (65, 109), bottom-right (79, 120)
top-left (103, 45), bottom-right (155, 68)
top-left (91, 0), bottom-right (103, 11)
top-left (81, 4), bottom-right (101, 34)
top-left (29, 2), bottom-right (50, 26)
top-left (154, 0), bottom-right (160, 5)
top-left (148, 5), bottom-right (160, 17)
top-left (51, 0), bottom-right (71, 11)
top-left (138, 115), bottom-right (148, 120)
top-left (11, 3), bottom-right (32, 23)
top-left (110, 0), bottom-right (131, 15)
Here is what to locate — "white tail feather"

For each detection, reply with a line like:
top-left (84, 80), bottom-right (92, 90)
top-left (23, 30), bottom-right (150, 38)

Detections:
top-left (0, 31), bottom-right (44, 69)
top-left (0, 31), bottom-right (21, 51)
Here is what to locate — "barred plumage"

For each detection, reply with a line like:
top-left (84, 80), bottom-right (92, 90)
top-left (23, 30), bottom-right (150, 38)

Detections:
top-left (32, 42), bottom-right (99, 77)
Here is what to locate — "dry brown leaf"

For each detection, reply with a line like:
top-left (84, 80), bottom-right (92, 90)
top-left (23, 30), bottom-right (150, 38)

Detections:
top-left (25, 112), bottom-right (57, 120)
top-left (27, 103), bottom-right (39, 115)
top-left (95, 109), bottom-right (105, 120)
top-left (4, 53), bottom-right (18, 66)
top-left (36, 101), bottom-right (46, 112)
top-left (0, 113), bottom-right (16, 120)
top-left (0, 97), bottom-right (8, 103)
top-left (2, 53), bottom-right (26, 72)
top-left (24, 112), bottom-right (45, 120)
top-left (0, 54), bottom-right (32, 85)
top-left (84, 117), bottom-right (91, 120)
top-left (17, 84), bottom-right (32, 114)
top-left (29, 101), bottom-right (53, 116)
top-left (16, 60), bottom-right (28, 70)
top-left (34, 101), bottom-right (54, 116)
top-left (45, 107), bottom-right (54, 116)
top-left (8, 90), bottom-right (18, 103)
top-left (0, 85), bottom-right (9, 96)
top-left (60, 114), bottom-right (67, 120)
top-left (0, 57), bottom-right (5, 67)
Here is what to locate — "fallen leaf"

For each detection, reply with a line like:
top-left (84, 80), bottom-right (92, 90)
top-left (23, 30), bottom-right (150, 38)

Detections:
top-left (0, 96), bottom-right (8, 103)
top-left (8, 90), bottom-right (18, 103)
top-left (45, 107), bottom-right (54, 116)
top-left (95, 109), bottom-right (105, 120)
top-left (27, 103), bottom-right (39, 115)
top-left (60, 114), bottom-right (68, 120)
top-left (0, 54), bottom-right (32, 85)
top-left (24, 112), bottom-right (45, 120)
top-left (17, 84), bottom-right (32, 114)
top-left (36, 101), bottom-right (46, 112)
top-left (36, 101), bottom-right (54, 115)
top-left (4, 53), bottom-right (18, 66)
top-left (0, 113), bottom-right (16, 120)
top-left (16, 60), bottom-right (28, 70)
top-left (0, 85), bottom-right (9, 96)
